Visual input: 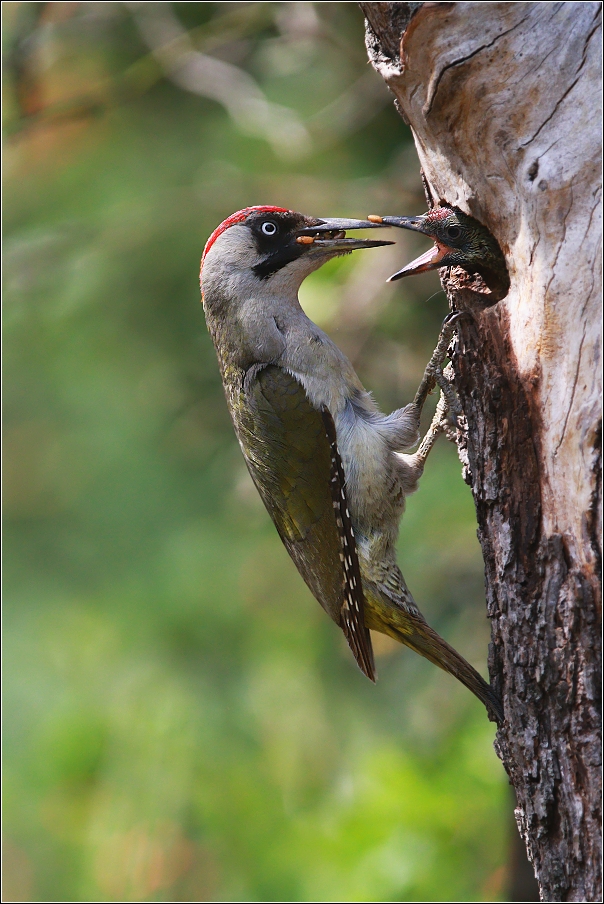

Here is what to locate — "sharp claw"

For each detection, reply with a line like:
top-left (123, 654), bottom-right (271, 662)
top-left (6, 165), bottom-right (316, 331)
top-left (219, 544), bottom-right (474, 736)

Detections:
top-left (446, 409), bottom-right (460, 430)
top-left (443, 310), bottom-right (472, 328)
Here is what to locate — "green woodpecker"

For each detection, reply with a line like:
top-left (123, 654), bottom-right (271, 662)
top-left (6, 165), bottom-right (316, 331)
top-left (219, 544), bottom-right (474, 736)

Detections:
top-left (200, 205), bottom-right (502, 723)
top-left (370, 206), bottom-right (509, 300)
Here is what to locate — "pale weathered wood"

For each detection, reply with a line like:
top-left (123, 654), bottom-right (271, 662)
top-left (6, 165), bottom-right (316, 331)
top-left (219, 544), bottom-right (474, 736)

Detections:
top-left (361, 3), bottom-right (602, 901)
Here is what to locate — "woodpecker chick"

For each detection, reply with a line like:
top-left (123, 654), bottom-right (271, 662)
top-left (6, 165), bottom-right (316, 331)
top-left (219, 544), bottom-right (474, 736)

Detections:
top-left (200, 206), bottom-right (503, 723)
top-left (379, 206), bottom-right (509, 300)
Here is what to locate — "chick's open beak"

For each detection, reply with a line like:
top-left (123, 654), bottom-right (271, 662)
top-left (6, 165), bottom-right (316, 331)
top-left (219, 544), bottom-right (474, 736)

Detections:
top-left (388, 243), bottom-right (452, 281)
top-left (376, 215), bottom-right (453, 281)
top-left (296, 218), bottom-right (393, 253)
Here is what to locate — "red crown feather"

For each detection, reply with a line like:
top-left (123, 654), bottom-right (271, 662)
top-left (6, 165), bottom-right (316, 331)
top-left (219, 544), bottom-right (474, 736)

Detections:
top-left (200, 206), bottom-right (289, 279)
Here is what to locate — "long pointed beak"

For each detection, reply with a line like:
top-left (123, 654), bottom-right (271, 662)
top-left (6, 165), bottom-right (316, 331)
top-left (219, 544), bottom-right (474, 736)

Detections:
top-left (373, 215), bottom-right (452, 281)
top-left (379, 215), bottom-right (430, 234)
top-left (297, 217), bottom-right (393, 253)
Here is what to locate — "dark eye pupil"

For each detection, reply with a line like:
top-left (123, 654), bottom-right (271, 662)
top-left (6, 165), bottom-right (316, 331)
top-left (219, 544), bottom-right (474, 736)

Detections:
top-left (447, 225), bottom-right (461, 239)
top-left (262, 222), bottom-right (277, 235)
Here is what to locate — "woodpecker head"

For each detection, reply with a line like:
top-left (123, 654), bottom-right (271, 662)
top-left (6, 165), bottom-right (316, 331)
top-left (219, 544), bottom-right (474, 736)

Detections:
top-left (200, 206), bottom-right (392, 308)
top-left (370, 206), bottom-right (509, 299)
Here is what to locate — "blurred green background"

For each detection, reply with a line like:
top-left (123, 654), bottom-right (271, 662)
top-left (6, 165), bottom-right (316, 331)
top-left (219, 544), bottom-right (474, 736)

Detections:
top-left (3, 3), bottom-right (512, 901)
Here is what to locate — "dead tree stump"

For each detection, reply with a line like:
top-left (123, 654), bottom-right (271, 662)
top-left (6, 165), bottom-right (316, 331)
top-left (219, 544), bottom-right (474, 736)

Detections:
top-left (360, 3), bottom-right (602, 901)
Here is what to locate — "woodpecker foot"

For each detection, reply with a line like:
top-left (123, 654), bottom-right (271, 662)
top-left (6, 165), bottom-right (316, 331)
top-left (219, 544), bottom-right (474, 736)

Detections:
top-left (412, 393), bottom-right (448, 469)
top-left (409, 311), bottom-right (469, 469)
top-left (433, 366), bottom-right (462, 423)
top-left (412, 310), bottom-right (468, 416)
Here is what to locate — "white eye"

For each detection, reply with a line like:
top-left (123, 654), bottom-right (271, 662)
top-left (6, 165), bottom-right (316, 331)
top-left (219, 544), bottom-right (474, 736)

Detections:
top-left (261, 221), bottom-right (277, 236)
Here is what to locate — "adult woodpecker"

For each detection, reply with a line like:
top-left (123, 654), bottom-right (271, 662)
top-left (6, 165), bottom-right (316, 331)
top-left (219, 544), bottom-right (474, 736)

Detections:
top-left (200, 205), bottom-right (503, 723)
top-left (369, 206), bottom-right (509, 300)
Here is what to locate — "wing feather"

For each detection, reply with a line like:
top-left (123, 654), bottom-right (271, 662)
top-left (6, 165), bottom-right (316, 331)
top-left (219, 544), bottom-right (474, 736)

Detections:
top-left (238, 365), bottom-right (375, 681)
top-left (321, 407), bottom-right (375, 682)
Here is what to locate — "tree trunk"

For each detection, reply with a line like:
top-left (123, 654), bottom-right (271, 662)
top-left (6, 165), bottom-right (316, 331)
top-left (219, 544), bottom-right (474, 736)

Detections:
top-left (360, 3), bottom-right (602, 901)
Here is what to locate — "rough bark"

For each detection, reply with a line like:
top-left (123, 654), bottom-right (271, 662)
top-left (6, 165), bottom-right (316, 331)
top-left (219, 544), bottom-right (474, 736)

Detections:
top-left (360, 3), bottom-right (602, 902)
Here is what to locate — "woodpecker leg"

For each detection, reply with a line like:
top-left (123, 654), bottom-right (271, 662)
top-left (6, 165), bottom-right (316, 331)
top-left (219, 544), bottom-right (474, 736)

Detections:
top-left (404, 312), bottom-right (467, 478)
top-left (396, 389), bottom-right (451, 489)
top-left (411, 312), bottom-right (466, 416)
top-left (413, 392), bottom-right (448, 467)
top-left (433, 365), bottom-right (462, 423)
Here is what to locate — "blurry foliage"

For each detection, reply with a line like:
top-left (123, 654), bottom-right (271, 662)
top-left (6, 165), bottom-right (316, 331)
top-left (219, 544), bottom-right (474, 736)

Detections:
top-left (4, 3), bottom-right (509, 901)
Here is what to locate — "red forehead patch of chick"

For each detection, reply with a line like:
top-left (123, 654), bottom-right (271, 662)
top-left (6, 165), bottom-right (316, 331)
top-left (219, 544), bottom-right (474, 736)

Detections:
top-left (200, 206), bottom-right (290, 277)
top-left (425, 207), bottom-right (451, 224)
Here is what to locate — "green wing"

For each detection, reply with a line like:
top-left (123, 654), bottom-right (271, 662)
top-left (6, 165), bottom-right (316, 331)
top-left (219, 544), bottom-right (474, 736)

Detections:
top-left (237, 364), bottom-right (375, 681)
